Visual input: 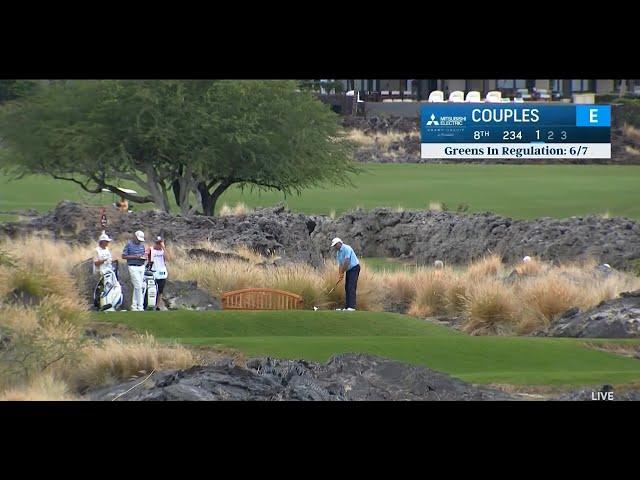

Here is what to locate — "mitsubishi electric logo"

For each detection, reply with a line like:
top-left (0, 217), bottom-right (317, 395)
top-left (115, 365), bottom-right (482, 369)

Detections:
top-left (425, 111), bottom-right (467, 128)
top-left (426, 113), bottom-right (439, 126)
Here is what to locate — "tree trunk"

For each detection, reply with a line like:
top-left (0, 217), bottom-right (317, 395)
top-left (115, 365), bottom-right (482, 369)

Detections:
top-left (144, 164), bottom-right (170, 213)
top-left (172, 179), bottom-right (181, 207)
top-left (172, 164), bottom-right (184, 208)
top-left (198, 182), bottom-right (215, 216)
top-left (198, 179), bottom-right (233, 216)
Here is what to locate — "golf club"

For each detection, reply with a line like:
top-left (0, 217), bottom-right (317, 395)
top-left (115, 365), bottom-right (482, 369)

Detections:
top-left (326, 277), bottom-right (342, 295)
top-left (313, 278), bottom-right (343, 310)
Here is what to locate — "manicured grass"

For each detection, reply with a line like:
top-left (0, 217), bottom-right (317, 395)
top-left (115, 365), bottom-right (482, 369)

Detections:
top-left (95, 310), bottom-right (640, 387)
top-left (3, 164), bottom-right (640, 220)
top-left (360, 257), bottom-right (418, 272)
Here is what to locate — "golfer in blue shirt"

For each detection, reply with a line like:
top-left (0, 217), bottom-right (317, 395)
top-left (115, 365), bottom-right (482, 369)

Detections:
top-left (331, 237), bottom-right (360, 311)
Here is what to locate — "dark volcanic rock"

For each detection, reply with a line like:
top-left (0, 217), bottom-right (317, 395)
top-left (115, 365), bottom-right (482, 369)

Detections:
top-left (3, 202), bottom-right (640, 269)
top-left (88, 353), bottom-right (515, 401)
top-left (0, 201), bottom-right (324, 267)
top-left (310, 208), bottom-right (640, 269)
top-left (187, 248), bottom-right (249, 263)
top-left (545, 290), bottom-right (640, 338)
top-left (163, 280), bottom-right (220, 311)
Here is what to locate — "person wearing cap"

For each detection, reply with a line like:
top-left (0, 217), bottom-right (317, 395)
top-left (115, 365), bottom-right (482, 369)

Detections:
top-left (331, 237), bottom-right (360, 311)
top-left (122, 230), bottom-right (148, 311)
top-left (93, 231), bottom-right (114, 276)
top-left (149, 236), bottom-right (170, 311)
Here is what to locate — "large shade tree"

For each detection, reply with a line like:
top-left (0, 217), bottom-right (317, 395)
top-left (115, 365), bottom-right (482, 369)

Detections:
top-left (0, 80), bottom-right (357, 215)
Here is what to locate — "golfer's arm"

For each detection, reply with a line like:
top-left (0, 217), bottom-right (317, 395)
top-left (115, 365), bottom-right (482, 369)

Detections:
top-left (340, 259), bottom-right (350, 274)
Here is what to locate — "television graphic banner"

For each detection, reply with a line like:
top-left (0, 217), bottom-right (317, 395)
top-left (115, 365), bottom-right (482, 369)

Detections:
top-left (420, 104), bottom-right (611, 159)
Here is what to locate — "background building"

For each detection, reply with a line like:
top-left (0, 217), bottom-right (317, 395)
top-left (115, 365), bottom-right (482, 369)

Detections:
top-left (332, 79), bottom-right (640, 101)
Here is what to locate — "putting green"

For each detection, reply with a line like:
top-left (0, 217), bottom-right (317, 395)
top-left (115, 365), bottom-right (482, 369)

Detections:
top-left (95, 310), bottom-right (640, 387)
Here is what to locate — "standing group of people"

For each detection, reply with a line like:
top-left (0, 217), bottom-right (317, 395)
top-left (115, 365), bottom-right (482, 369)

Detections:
top-left (93, 229), bottom-right (362, 312)
top-left (93, 230), bottom-right (170, 311)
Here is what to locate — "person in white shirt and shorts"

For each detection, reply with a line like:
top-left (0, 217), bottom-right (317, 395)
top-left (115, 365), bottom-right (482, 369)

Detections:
top-left (149, 236), bottom-right (170, 311)
top-left (93, 231), bottom-right (114, 276)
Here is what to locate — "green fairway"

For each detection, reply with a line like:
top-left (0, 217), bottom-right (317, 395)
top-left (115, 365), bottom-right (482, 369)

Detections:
top-left (3, 164), bottom-right (640, 220)
top-left (360, 257), bottom-right (418, 272)
top-left (95, 310), bottom-right (640, 387)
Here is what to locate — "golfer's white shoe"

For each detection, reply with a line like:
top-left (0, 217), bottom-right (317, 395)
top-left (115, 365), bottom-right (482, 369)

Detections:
top-left (346, 308), bottom-right (356, 311)
top-left (335, 308), bottom-right (343, 311)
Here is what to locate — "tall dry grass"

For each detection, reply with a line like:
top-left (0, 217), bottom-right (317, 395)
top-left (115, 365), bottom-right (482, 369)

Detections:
top-left (0, 236), bottom-right (96, 274)
top-left (466, 254), bottom-right (503, 280)
top-left (0, 373), bottom-right (77, 401)
top-left (379, 271), bottom-right (418, 313)
top-left (515, 256), bottom-right (545, 276)
top-left (65, 334), bottom-right (195, 393)
top-left (444, 274), bottom-right (470, 316)
top-left (462, 281), bottom-right (518, 335)
top-left (346, 129), bottom-right (419, 149)
top-left (623, 124), bottom-right (640, 143)
top-left (0, 237), bottom-right (197, 398)
top-left (408, 269), bottom-right (453, 317)
top-left (269, 263), bottom-right (326, 308)
top-left (0, 294), bottom-right (88, 392)
top-left (2, 236), bottom-right (639, 349)
top-left (516, 274), bottom-right (586, 334)
top-left (219, 202), bottom-right (252, 217)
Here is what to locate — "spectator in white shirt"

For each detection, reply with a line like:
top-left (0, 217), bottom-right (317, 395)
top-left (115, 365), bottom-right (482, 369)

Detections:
top-left (93, 231), bottom-right (114, 276)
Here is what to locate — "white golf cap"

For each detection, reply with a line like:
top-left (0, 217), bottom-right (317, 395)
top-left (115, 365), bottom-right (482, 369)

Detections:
top-left (331, 237), bottom-right (342, 247)
top-left (135, 230), bottom-right (145, 242)
top-left (523, 256), bottom-right (532, 262)
top-left (98, 232), bottom-right (112, 242)
top-left (155, 236), bottom-right (163, 242)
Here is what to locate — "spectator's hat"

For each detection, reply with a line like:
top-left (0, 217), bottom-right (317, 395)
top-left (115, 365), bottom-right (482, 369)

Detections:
top-left (135, 230), bottom-right (145, 242)
top-left (331, 237), bottom-right (342, 247)
top-left (98, 231), bottom-right (112, 242)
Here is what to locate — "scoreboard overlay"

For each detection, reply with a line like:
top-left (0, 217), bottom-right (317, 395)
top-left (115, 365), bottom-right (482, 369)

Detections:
top-left (420, 104), bottom-right (611, 159)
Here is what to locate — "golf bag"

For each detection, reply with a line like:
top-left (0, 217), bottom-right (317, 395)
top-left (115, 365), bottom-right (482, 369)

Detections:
top-left (142, 262), bottom-right (158, 310)
top-left (93, 262), bottom-right (123, 312)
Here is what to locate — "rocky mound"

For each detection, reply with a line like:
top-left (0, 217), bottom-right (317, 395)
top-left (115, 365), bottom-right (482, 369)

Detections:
top-left (3, 202), bottom-right (640, 269)
top-left (88, 353), bottom-right (515, 401)
top-left (544, 290), bottom-right (640, 338)
top-left (310, 208), bottom-right (640, 269)
top-left (0, 201), bottom-right (325, 266)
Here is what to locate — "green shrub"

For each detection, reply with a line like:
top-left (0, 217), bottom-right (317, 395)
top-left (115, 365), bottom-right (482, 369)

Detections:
top-left (612, 98), bottom-right (640, 127)
top-left (632, 259), bottom-right (640, 277)
top-left (0, 249), bottom-right (16, 268)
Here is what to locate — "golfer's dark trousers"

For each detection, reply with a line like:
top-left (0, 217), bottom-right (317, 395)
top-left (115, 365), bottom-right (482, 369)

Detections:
top-left (345, 264), bottom-right (360, 309)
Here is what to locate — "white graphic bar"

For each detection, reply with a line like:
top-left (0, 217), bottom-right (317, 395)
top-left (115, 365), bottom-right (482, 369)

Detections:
top-left (421, 143), bottom-right (611, 159)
